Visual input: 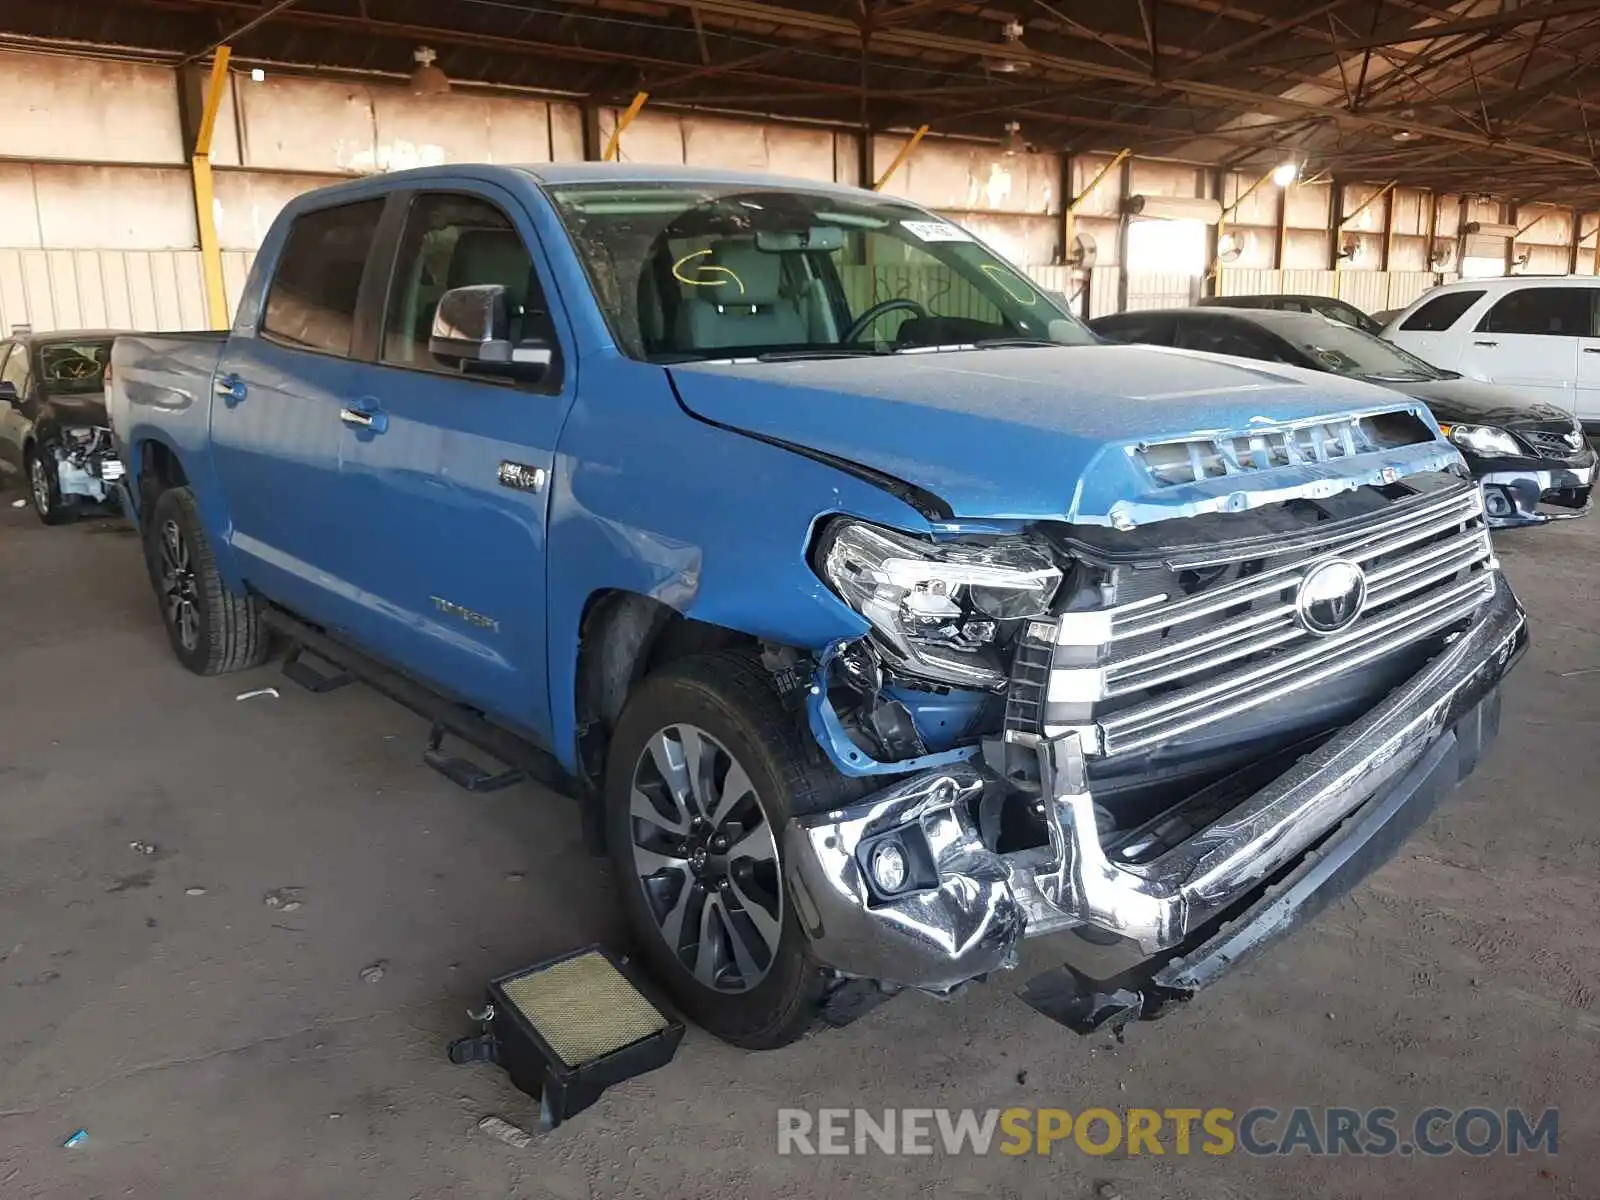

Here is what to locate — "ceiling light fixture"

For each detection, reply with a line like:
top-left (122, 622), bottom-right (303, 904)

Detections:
top-left (992, 21), bottom-right (1032, 74)
top-left (410, 46), bottom-right (450, 95)
top-left (1001, 120), bottom-right (1027, 156)
top-left (1271, 161), bottom-right (1298, 187)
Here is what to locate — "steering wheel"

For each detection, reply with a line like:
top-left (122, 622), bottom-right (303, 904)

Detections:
top-left (844, 298), bottom-right (929, 344)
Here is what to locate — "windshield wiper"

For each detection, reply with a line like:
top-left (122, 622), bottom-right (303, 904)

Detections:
top-left (1360, 371), bottom-right (1435, 383)
top-left (754, 348), bottom-right (891, 362)
top-left (972, 337), bottom-right (1066, 349)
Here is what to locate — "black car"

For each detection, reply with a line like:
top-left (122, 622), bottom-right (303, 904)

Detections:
top-left (0, 328), bottom-right (123, 524)
top-left (1196, 292), bottom-right (1384, 336)
top-left (1089, 306), bottom-right (1595, 528)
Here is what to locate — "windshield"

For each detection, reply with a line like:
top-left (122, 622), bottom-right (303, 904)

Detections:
top-left (543, 181), bottom-right (1094, 363)
top-left (38, 340), bottom-right (113, 394)
top-left (1288, 319), bottom-right (1446, 381)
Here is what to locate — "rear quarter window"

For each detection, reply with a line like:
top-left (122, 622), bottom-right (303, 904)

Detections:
top-left (1398, 290), bottom-right (1484, 332)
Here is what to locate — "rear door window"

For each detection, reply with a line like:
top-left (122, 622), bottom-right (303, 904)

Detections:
top-left (261, 199), bottom-right (386, 357)
top-left (1398, 290), bottom-right (1483, 331)
top-left (1475, 287), bottom-right (1593, 336)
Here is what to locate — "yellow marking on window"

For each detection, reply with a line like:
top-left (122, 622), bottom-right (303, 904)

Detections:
top-left (979, 263), bottom-right (1039, 306)
top-left (672, 249), bottom-right (746, 294)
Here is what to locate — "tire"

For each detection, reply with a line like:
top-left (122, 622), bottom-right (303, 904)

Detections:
top-left (605, 650), bottom-right (846, 1050)
top-left (143, 485), bottom-right (272, 676)
top-left (25, 445), bottom-right (74, 526)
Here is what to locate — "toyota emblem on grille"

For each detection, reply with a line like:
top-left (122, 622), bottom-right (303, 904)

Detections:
top-left (1565, 430), bottom-right (1584, 450)
top-left (1295, 559), bottom-right (1368, 636)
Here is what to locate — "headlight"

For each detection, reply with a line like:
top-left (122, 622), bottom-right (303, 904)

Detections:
top-left (1438, 422), bottom-right (1521, 457)
top-left (816, 520), bottom-right (1062, 688)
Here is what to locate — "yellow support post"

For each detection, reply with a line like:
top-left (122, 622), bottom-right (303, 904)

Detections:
top-left (1213, 165), bottom-right (1278, 289)
top-left (603, 93), bottom-right (649, 162)
top-left (1064, 148), bottom-right (1129, 259)
top-left (872, 125), bottom-right (928, 191)
top-left (192, 46), bottom-right (231, 331)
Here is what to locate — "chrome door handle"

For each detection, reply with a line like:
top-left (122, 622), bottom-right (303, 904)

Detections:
top-left (214, 373), bottom-right (247, 403)
top-left (1473, 340), bottom-right (1499, 347)
top-left (339, 400), bottom-right (388, 433)
top-left (1583, 347), bottom-right (1600, 354)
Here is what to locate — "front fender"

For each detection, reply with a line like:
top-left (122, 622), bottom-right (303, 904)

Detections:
top-left (544, 353), bottom-right (931, 774)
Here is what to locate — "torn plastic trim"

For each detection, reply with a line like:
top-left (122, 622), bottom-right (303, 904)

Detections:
top-left (783, 765), bottom-right (1022, 992)
top-left (1100, 439), bottom-right (1466, 531)
top-left (805, 640), bottom-right (982, 778)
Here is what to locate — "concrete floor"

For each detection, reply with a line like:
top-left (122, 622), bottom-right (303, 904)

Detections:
top-left (0, 486), bottom-right (1596, 1200)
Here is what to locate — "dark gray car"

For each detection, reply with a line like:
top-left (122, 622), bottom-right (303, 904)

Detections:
top-left (1090, 305), bottom-right (1594, 528)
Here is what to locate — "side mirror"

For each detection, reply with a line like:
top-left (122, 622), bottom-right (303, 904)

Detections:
top-left (0, 380), bottom-right (19, 407)
top-left (430, 284), bottom-right (513, 364)
top-left (429, 285), bottom-right (554, 381)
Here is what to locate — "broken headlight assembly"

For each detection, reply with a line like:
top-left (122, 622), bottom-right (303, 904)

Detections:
top-left (815, 520), bottom-right (1062, 689)
top-left (59, 426), bottom-right (111, 458)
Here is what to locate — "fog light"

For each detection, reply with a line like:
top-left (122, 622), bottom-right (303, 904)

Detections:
top-left (447, 946), bottom-right (684, 1130)
top-left (870, 841), bottom-right (909, 892)
top-left (1482, 485), bottom-right (1515, 518)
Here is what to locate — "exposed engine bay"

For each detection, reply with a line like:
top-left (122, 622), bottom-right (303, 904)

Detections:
top-left (50, 426), bottom-right (124, 504)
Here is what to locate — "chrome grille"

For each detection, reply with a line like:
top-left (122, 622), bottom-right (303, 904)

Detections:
top-left (1050, 485), bottom-right (1496, 758)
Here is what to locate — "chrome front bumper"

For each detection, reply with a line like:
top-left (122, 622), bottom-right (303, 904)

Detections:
top-left (784, 574), bottom-right (1526, 994)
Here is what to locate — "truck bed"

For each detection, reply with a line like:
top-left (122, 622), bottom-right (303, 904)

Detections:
top-left (107, 332), bottom-right (229, 472)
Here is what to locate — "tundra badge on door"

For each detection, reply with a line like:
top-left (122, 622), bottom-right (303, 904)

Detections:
top-left (430, 596), bottom-right (500, 632)
top-left (498, 461), bottom-right (548, 493)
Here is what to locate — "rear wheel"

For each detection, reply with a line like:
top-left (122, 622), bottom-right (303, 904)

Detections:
top-left (144, 486), bottom-right (271, 675)
top-left (26, 446), bottom-right (72, 526)
top-left (605, 650), bottom-right (840, 1050)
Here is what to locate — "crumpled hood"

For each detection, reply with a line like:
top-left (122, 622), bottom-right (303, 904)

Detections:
top-left (669, 344), bottom-right (1460, 525)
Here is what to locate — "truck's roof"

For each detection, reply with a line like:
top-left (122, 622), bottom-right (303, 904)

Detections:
top-left (518, 162), bottom-right (866, 196)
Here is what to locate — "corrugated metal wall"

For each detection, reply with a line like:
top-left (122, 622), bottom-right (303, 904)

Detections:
top-left (0, 249), bottom-right (256, 333)
top-left (1216, 268), bottom-right (1459, 313)
top-left (0, 46), bottom-right (1582, 335)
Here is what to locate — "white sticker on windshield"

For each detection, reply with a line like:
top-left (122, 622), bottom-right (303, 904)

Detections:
top-left (900, 220), bottom-right (973, 243)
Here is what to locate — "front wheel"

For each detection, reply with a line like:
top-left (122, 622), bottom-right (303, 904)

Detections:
top-left (26, 446), bottom-right (73, 526)
top-left (605, 650), bottom-right (842, 1050)
top-left (143, 486), bottom-right (272, 675)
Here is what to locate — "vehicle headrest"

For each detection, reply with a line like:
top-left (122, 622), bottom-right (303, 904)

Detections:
top-left (700, 241), bottom-right (784, 306)
top-left (448, 228), bottom-right (530, 300)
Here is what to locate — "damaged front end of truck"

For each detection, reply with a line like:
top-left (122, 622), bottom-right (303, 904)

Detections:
top-left (781, 407), bottom-right (1527, 1035)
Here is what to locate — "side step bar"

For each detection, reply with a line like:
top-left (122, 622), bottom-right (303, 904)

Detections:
top-left (262, 608), bottom-right (572, 798)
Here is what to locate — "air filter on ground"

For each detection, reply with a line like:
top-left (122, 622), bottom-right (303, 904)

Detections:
top-left (448, 945), bottom-right (684, 1130)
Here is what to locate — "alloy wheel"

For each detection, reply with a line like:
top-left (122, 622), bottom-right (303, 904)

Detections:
top-left (628, 723), bottom-right (783, 993)
top-left (29, 456), bottom-right (50, 516)
top-left (158, 518), bottom-right (201, 652)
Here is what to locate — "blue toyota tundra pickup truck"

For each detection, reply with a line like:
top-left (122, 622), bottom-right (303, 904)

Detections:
top-left (108, 164), bottom-right (1526, 1049)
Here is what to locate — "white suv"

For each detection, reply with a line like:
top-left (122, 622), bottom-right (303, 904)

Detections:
top-left (1382, 276), bottom-right (1600, 432)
